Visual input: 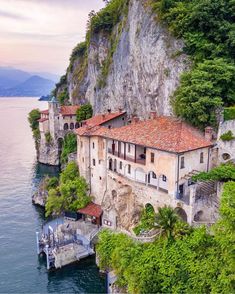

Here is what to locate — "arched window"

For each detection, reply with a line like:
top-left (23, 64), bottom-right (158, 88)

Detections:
top-left (70, 123), bottom-right (74, 130)
top-left (64, 123), bottom-right (68, 130)
top-left (75, 122), bottom-right (79, 129)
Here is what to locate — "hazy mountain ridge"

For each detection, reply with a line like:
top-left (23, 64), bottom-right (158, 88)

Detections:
top-left (0, 67), bottom-right (59, 97)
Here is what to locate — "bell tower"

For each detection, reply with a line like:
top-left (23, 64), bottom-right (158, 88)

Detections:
top-left (48, 96), bottom-right (60, 140)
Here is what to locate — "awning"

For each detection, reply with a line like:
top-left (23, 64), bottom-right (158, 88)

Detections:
top-left (78, 202), bottom-right (103, 218)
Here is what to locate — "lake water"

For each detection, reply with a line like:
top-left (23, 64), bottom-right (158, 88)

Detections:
top-left (0, 98), bottom-right (106, 293)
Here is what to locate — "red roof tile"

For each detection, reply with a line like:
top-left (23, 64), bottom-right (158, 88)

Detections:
top-left (38, 118), bottom-right (48, 123)
top-left (75, 111), bottom-right (126, 137)
top-left (60, 105), bottom-right (80, 116)
top-left (40, 109), bottom-right (49, 115)
top-left (92, 116), bottom-right (213, 153)
top-left (78, 202), bottom-right (102, 218)
top-left (83, 111), bottom-right (126, 127)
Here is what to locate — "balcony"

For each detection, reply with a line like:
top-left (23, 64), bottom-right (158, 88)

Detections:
top-left (108, 148), bottom-right (146, 165)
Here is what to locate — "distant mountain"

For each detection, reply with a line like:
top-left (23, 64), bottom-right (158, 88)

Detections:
top-left (0, 75), bottom-right (55, 97)
top-left (0, 67), bottom-right (57, 97)
top-left (0, 67), bottom-right (31, 89)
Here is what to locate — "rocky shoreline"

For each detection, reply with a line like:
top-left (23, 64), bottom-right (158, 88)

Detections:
top-left (32, 177), bottom-right (49, 207)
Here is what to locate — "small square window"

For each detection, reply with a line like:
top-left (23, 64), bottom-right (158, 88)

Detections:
top-left (92, 142), bottom-right (95, 149)
top-left (81, 141), bottom-right (83, 148)
top-left (93, 159), bottom-right (96, 166)
top-left (162, 175), bottom-right (167, 182)
top-left (128, 164), bottom-right (131, 174)
top-left (99, 176), bottom-right (102, 180)
top-left (82, 157), bottom-right (84, 162)
top-left (119, 161), bottom-right (123, 170)
top-left (99, 160), bottom-right (101, 164)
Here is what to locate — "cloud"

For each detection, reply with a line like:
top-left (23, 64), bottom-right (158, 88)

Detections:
top-left (0, 9), bottom-right (29, 20)
top-left (0, 0), bottom-right (105, 74)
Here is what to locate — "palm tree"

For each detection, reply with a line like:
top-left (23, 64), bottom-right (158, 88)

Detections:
top-left (155, 206), bottom-right (179, 239)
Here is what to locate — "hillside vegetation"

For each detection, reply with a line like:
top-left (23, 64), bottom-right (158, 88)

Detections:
top-left (151, 0), bottom-right (235, 128)
top-left (97, 181), bottom-right (235, 293)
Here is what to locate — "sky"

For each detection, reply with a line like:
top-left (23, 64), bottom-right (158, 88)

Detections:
top-left (0, 0), bottom-right (104, 75)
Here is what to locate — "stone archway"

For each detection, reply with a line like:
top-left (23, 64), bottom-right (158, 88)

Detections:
top-left (175, 207), bottom-right (187, 222)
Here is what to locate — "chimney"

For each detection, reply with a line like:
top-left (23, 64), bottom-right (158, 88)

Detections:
top-left (205, 126), bottom-right (213, 141)
top-left (150, 111), bottom-right (157, 120)
top-left (118, 107), bottom-right (123, 113)
top-left (132, 116), bottom-right (140, 124)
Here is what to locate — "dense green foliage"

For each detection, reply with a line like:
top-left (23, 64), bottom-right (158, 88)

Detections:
top-left (224, 106), bottom-right (235, 121)
top-left (61, 133), bottom-right (77, 164)
top-left (76, 103), bottom-right (93, 122)
top-left (69, 42), bottom-right (87, 65)
top-left (97, 183), bottom-right (235, 293)
top-left (192, 163), bottom-right (235, 182)
top-left (45, 162), bottom-right (91, 217)
top-left (220, 130), bottom-right (235, 141)
top-left (151, 0), bottom-right (235, 128)
top-left (28, 109), bottom-right (41, 147)
top-left (89, 0), bottom-right (128, 34)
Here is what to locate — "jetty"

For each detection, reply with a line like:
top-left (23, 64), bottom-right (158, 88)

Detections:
top-left (36, 203), bottom-right (102, 269)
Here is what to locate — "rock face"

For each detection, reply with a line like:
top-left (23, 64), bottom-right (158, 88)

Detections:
top-left (66, 0), bottom-right (189, 118)
top-left (38, 141), bottom-right (60, 166)
top-left (32, 177), bottom-right (49, 207)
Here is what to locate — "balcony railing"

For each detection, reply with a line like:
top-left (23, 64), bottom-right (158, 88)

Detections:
top-left (108, 148), bottom-right (146, 165)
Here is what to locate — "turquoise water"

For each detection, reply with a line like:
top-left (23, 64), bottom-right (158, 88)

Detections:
top-left (0, 98), bottom-right (106, 293)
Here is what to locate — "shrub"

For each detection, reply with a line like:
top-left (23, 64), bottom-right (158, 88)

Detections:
top-left (45, 132), bottom-right (52, 145)
top-left (57, 89), bottom-right (69, 105)
top-left (46, 177), bottom-right (59, 190)
top-left (220, 130), bottom-right (235, 141)
top-left (76, 103), bottom-right (93, 122)
top-left (90, 0), bottom-right (128, 34)
top-left (224, 106), bottom-right (235, 121)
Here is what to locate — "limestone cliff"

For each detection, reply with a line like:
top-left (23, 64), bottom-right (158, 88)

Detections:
top-left (59, 0), bottom-right (189, 118)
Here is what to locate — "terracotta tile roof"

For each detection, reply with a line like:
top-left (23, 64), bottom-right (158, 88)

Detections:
top-left (60, 105), bottom-right (80, 116)
top-left (93, 116), bottom-right (213, 153)
top-left (78, 202), bottom-right (102, 218)
top-left (38, 118), bottom-right (48, 123)
top-left (83, 111), bottom-right (126, 127)
top-left (40, 109), bottom-right (49, 115)
top-left (75, 111), bottom-right (126, 136)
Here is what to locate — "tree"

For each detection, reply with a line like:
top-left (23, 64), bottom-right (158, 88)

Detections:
top-left (172, 58), bottom-right (235, 129)
top-left (28, 109), bottom-right (41, 130)
top-left (155, 206), bottom-right (179, 239)
top-left (45, 162), bottom-right (91, 217)
top-left (76, 103), bottom-right (93, 122)
top-left (60, 161), bottom-right (79, 183)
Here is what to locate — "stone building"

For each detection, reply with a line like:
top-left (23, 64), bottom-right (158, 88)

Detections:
top-left (38, 97), bottom-right (80, 165)
top-left (76, 114), bottom-right (218, 231)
